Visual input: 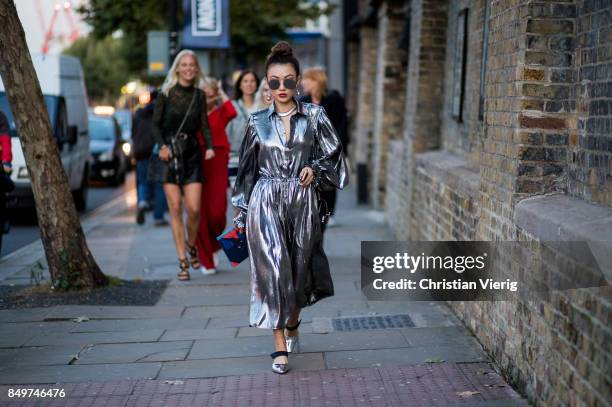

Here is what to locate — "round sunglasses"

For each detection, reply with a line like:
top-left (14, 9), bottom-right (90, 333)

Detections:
top-left (268, 78), bottom-right (297, 90)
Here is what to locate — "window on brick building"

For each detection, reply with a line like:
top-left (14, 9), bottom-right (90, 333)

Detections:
top-left (452, 8), bottom-right (468, 122)
top-left (397, 7), bottom-right (411, 68)
top-left (478, 1), bottom-right (490, 121)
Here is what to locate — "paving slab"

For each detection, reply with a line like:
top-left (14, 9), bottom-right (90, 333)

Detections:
top-left (1, 321), bottom-right (75, 334)
top-left (157, 284), bottom-right (251, 307)
top-left (181, 305), bottom-right (248, 319)
top-left (73, 341), bottom-right (192, 364)
top-left (42, 306), bottom-right (184, 320)
top-left (67, 318), bottom-right (209, 333)
top-left (0, 332), bottom-right (39, 348)
top-left (188, 335), bottom-right (272, 359)
top-left (159, 327), bottom-right (237, 341)
top-left (0, 309), bottom-right (49, 323)
top-left (23, 329), bottom-right (164, 347)
top-left (0, 345), bottom-right (82, 366)
top-left (299, 330), bottom-right (410, 353)
top-left (205, 316), bottom-right (251, 328)
top-left (324, 345), bottom-right (488, 369)
top-left (159, 353), bottom-right (325, 379)
top-left (236, 323), bottom-right (313, 337)
top-left (0, 362), bottom-right (162, 384)
top-left (399, 326), bottom-right (481, 347)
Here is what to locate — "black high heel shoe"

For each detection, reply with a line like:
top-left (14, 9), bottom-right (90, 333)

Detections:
top-left (270, 351), bottom-right (289, 374)
top-left (285, 320), bottom-right (301, 353)
top-left (185, 241), bottom-right (201, 270)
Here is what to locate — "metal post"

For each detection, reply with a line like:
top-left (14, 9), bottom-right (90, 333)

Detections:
top-left (168, 0), bottom-right (179, 65)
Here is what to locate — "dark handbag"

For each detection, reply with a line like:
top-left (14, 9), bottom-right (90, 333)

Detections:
top-left (217, 226), bottom-right (249, 267)
top-left (315, 189), bottom-right (331, 225)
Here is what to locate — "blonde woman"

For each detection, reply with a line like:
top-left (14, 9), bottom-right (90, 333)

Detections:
top-left (300, 67), bottom-right (349, 231)
top-left (151, 50), bottom-right (215, 281)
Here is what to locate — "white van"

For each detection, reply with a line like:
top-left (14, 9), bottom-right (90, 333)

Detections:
top-left (0, 53), bottom-right (90, 211)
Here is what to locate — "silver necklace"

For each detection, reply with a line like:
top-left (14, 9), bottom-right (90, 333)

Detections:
top-left (276, 105), bottom-right (296, 117)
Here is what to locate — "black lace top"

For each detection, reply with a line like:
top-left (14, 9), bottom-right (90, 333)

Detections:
top-left (152, 83), bottom-right (212, 148)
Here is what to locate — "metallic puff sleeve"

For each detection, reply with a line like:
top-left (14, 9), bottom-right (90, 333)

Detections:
top-left (231, 116), bottom-right (259, 228)
top-left (309, 107), bottom-right (349, 191)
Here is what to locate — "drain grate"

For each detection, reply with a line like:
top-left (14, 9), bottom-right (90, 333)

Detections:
top-left (331, 314), bottom-right (415, 331)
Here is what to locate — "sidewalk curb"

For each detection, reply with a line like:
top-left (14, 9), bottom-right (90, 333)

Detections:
top-left (0, 186), bottom-right (136, 281)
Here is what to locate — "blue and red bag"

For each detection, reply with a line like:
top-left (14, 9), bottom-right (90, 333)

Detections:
top-left (216, 226), bottom-right (249, 267)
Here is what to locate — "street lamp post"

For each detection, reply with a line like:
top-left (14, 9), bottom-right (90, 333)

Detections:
top-left (168, 0), bottom-right (179, 65)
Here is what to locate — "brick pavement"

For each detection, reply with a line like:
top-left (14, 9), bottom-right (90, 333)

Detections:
top-left (0, 363), bottom-right (525, 407)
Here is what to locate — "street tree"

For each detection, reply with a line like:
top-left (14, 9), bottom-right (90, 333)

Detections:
top-left (0, 0), bottom-right (108, 290)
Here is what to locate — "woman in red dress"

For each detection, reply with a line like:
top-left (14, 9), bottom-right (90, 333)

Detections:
top-left (196, 77), bottom-right (237, 274)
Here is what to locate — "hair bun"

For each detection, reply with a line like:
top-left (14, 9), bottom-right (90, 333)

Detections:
top-left (271, 41), bottom-right (293, 57)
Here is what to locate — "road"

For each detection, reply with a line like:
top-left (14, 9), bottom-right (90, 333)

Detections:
top-left (1, 172), bottom-right (135, 258)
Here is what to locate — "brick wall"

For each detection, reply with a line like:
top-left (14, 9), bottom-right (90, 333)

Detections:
top-left (368, 0), bottom-right (612, 405)
top-left (384, 0), bottom-right (448, 238)
top-left (571, 0), bottom-right (612, 206)
top-left (371, 1), bottom-right (408, 209)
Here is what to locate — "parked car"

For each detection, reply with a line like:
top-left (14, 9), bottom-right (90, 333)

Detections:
top-left (0, 53), bottom-right (90, 211)
top-left (88, 110), bottom-right (129, 186)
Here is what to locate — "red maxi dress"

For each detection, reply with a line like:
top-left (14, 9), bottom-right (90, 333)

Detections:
top-left (196, 100), bottom-right (237, 269)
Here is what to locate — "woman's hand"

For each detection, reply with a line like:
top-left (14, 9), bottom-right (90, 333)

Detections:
top-left (233, 208), bottom-right (245, 233)
top-left (204, 148), bottom-right (216, 160)
top-left (218, 80), bottom-right (229, 103)
top-left (159, 145), bottom-right (172, 161)
top-left (299, 166), bottom-right (314, 186)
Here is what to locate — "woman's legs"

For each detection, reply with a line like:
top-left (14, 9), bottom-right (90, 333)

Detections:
top-left (286, 308), bottom-right (301, 338)
top-left (273, 329), bottom-right (288, 364)
top-left (182, 182), bottom-right (202, 247)
top-left (163, 183), bottom-right (186, 260)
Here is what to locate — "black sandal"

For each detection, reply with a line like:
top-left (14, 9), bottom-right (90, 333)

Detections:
top-left (270, 351), bottom-right (289, 374)
top-left (185, 241), bottom-right (201, 270)
top-left (177, 258), bottom-right (190, 281)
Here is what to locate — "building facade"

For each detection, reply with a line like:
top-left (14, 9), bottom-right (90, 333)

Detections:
top-left (348, 0), bottom-right (611, 405)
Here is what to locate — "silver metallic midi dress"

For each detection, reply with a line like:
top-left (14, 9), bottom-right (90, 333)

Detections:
top-left (231, 100), bottom-right (348, 329)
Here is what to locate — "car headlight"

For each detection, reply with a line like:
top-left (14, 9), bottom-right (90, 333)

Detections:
top-left (99, 151), bottom-right (114, 161)
top-left (18, 166), bottom-right (29, 179)
top-left (122, 142), bottom-right (131, 156)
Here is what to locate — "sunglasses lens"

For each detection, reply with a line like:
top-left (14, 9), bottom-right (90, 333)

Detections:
top-left (284, 79), bottom-right (297, 90)
top-left (268, 79), bottom-right (280, 90)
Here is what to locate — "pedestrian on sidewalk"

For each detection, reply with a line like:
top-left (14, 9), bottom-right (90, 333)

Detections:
top-left (149, 49), bottom-right (215, 281)
top-left (0, 109), bottom-right (13, 255)
top-left (226, 69), bottom-right (260, 178)
top-left (195, 76), bottom-right (237, 275)
top-left (232, 41), bottom-right (349, 374)
top-left (254, 77), bottom-right (272, 110)
top-left (300, 67), bottom-right (350, 232)
top-left (133, 89), bottom-right (168, 226)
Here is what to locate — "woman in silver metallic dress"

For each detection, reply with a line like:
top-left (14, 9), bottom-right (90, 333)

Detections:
top-left (231, 42), bottom-right (348, 374)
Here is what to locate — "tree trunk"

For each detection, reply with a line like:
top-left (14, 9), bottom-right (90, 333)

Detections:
top-left (0, 1), bottom-right (107, 290)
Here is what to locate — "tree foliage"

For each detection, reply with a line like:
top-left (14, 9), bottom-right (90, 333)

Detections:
top-left (63, 35), bottom-right (129, 104)
top-left (77, 0), bottom-right (332, 73)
